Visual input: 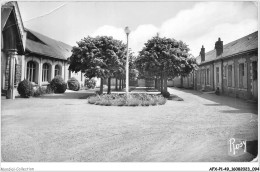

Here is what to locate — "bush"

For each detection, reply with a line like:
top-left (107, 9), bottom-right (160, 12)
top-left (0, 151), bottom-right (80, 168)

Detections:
top-left (67, 77), bottom-right (80, 91)
top-left (33, 86), bottom-right (46, 97)
top-left (157, 96), bottom-right (167, 105)
top-left (85, 78), bottom-right (96, 89)
top-left (162, 91), bottom-right (170, 98)
top-left (17, 79), bottom-right (34, 98)
top-left (46, 84), bottom-right (54, 94)
top-left (87, 93), bottom-right (167, 106)
top-left (50, 75), bottom-right (67, 93)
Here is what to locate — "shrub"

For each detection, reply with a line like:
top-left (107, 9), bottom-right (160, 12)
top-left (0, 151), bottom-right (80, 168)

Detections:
top-left (87, 93), bottom-right (167, 106)
top-left (50, 75), bottom-right (67, 93)
top-left (46, 84), bottom-right (54, 94)
top-left (33, 86), bottom-right (46, 97)
top-left (157, 95), bottom-right (167, 105)
top-left (67, 77), bottom-right (80, 91)
top-left (162, 91), bottom-right (170, 98)
top-left (17, 79), bottom-right (34, 98)
top-left (126, 96), bottom-right (140, 106)
top-left (85, 78), bottom-right (96, 89)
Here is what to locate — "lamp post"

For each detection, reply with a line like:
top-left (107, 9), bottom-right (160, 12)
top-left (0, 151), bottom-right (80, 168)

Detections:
top-left (124, 26), bottom-right (130, 96)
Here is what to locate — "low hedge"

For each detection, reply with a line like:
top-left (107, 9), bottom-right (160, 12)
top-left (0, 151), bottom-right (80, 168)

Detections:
top-left (88, 93), bottom-right (167, 106)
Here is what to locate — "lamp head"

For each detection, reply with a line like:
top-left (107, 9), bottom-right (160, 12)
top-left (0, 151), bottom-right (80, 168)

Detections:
top-left (124, 26), bottom-right (130, 35)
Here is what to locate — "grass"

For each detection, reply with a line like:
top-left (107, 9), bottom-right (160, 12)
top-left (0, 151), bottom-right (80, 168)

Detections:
top-left (87, 93), bottom-right (167, 106)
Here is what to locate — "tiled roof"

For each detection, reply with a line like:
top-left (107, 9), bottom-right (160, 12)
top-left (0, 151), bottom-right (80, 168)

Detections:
top-left (25, 29), bottom-right (72, 60)
top-left (1, 7), bottom-right (12, 31)
top-left (197, 31), bottom-right (258, 64)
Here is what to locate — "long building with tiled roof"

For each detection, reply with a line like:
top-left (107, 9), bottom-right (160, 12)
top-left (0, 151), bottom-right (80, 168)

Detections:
top-left (197, 31), bottom-right (258, 64)
top-left (173, 31), bottom-right (258, 100)
top-left (1, 2), bottom-right (85, 99)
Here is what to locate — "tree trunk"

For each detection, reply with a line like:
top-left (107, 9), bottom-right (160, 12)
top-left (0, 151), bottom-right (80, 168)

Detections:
top-left (157, 76), bottom-right (161, 92)
top-left (100, 78), bottom-right (104, 94)
top-left (115, 78), bottom-right (118, 90)
top-left (163, 74), bottom-right (168, 93)
top-left (160, 73), bottom-right (164, 94)
top-left (107, 77), bottom-right (111, 94)
top-left (155, 77), bottom-right (158, 90)
top-left (180, 76), bottom-right (183, 88)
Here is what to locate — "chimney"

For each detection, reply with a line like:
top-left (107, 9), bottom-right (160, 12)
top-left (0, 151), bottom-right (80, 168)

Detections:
top-left (200, 45), bottom-right (205, 62)
top-left (215, 38), bottom-right (223, 56)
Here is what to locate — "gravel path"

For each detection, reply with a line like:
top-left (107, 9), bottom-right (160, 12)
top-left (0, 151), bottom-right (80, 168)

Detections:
top-left (1, 88), bottom-right (258, 162)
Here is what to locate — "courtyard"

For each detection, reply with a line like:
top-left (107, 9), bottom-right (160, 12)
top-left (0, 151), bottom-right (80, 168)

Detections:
top-left (1, 87), bottom-right (258, 162)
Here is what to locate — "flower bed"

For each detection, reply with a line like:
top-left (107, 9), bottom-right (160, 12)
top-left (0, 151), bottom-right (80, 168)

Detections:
top-left (88, 93), bottom-right (167, 106)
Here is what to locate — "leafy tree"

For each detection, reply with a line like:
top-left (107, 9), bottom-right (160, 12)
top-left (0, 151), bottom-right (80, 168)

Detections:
top-left (68, 36), bottom-right (127, 94)
top-left (135, 36), bottom-right (197, 93)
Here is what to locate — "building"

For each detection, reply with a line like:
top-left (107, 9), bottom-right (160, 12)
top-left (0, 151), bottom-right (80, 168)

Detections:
top-left (174, 31), bottom-right (258, 101)
top-left (1, 2), bottom-right (85, 99)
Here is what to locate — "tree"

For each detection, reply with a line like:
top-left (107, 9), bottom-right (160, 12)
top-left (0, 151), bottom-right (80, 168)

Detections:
top-left (68, 36), bottom-right (127, 94)
top-left (135, 36), bottom-right (197, 93)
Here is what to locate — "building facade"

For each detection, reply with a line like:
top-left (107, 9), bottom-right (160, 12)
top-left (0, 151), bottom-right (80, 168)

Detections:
top-left (173, 31), bottom-right (258, 101)
top-left (1, 2), bottom-right (85, 99)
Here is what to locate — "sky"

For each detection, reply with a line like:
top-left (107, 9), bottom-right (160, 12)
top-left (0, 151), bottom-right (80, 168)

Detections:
top-left (18, 1), bottom-right (258, 57)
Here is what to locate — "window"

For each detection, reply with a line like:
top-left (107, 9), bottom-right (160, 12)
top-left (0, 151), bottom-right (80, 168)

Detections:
top-left (224, 65), bottom-right (227, 77)
top-left (216, 67), bottom-right (219, 84)
top-left (252, 61), bottom-right (257, 80)
top-left (206, 68), bottom-right (210, 85)
top-left (42, 63), bottom-right (50, 82)
top-left (239, 63), bottom-right (244, 88)
top-left (200, 70), bottom-right (203, 85)
top-left (228, 65), bottom-right (232, 87)
top-left (27, 61), bottom-right (36, 82)
top-left (55, 65), bottom-right (60, 76)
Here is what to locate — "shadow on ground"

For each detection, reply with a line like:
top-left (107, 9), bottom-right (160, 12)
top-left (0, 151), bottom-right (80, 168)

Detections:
top-left (169, 87), bottom-right (258, 115)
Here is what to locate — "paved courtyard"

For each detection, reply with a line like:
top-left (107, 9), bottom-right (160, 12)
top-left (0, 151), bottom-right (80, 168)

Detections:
top-left (1, 87), bottom-right (258, 162)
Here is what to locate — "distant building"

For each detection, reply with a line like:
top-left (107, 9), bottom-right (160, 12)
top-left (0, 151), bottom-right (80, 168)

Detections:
top-left (173, 31), bottom-right (258, 100)
top-left (1, 2), bottom-right (84, 99)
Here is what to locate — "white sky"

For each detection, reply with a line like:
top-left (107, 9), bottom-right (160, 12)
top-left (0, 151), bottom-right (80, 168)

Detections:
top-left (18, 1), bottom-right (258, 57)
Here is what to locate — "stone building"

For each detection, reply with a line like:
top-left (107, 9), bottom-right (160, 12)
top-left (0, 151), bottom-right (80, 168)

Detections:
top-left (174, 31), bottom-right (258, 101)
top-left (1, 2), bottom-right (85, 99)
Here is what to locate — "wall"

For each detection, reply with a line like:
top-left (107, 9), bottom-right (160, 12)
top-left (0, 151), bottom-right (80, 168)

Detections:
top-left (172, 77), bottom-right (182, 87)
top-left (24, 55), bottom-right (84, 86)
top-left (192, 51), bottom-right (257, 100)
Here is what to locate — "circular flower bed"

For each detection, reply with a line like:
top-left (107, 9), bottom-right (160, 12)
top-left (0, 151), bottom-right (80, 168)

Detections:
top-left (88, 93), bottom-right (167, 106)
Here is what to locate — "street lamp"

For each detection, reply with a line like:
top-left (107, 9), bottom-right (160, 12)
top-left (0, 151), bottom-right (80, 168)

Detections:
top-left (124, 26), bottom-right (130, 96)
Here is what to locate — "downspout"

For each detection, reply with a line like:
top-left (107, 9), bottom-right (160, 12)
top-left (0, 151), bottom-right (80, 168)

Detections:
top-left (221, 59), bottom-right (224, 93)
top-left (212, 63), bottom-right (215, 90)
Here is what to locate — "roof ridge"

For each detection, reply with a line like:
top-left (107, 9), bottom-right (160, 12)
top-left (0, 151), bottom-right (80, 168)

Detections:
top-left (197, 31), bottom-right (258, 58)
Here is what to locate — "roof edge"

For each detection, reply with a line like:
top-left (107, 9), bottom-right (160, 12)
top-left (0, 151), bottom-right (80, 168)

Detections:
top-left (199, 48), bottom-right (258, 65)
